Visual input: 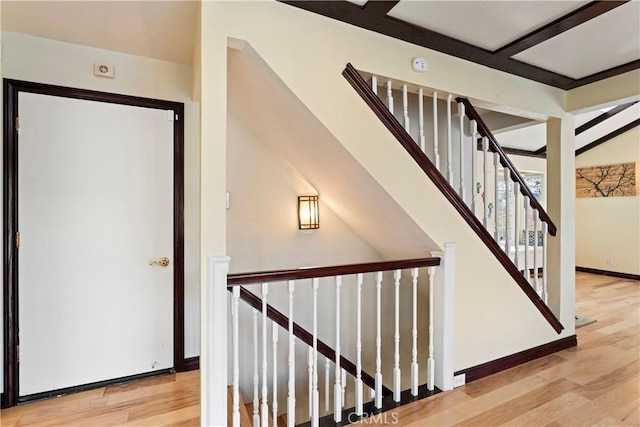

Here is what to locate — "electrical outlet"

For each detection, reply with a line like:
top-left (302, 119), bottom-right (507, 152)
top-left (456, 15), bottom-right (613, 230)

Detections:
top-left (606, 258), bottom-right (614, 265)
top-left (453, 373), bottom-right (466, 388)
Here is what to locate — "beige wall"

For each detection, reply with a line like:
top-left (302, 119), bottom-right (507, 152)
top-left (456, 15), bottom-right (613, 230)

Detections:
top-left (0, 31), bottom-right (202, 358)
top-left (201, 0), bottom-right (577, 373)
top-left (575, 127), bottom-right (640, 275)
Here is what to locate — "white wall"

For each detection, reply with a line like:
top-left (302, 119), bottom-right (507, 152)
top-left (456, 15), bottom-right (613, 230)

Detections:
top-left (0, 32), bottom-right (202, 375)
top-left (201, 0), bottom-right (577, 376)
top-left (576, 127), bottom-right (640, 275)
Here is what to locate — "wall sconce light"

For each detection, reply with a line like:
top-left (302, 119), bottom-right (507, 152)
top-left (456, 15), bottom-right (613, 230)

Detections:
top-left (298, 195), bottom-right (319, 230)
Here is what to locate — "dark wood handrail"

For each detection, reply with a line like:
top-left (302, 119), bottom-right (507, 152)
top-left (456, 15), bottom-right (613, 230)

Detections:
top-left (342, 63), bottom-right (563, 333)
top-left (232, 287), bottom-right (392, 397)
top-left (228, 257), bottom-right (440, 286)
top-left (455, 97), bottom-right (557, 235)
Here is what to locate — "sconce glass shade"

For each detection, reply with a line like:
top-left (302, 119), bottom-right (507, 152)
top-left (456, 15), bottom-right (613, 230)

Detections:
top-left (298, 195), bottom-right (319, 230)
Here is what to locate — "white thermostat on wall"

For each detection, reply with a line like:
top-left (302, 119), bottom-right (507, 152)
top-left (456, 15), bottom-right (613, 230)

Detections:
top-left (94, 63), bottom-right (115, 78)
top-left (411, 57), bottom-right (428, 72)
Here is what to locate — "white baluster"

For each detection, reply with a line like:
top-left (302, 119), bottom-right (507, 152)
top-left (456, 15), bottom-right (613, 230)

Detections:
top-left (418, 88), bottom-right (426, 152)
top-left (542, 222), bottom-right (549, 304)
top-left (427, 267), bottom-right (436, 391)
top-left (524, 195), bottom-right (530, 284)
top-left (386, 80), bottom-right (394, 114)
top-left (232, 287), bottom-right (240, 427)
top-left (307, 347), bottom-right (313, 419)
top-left (355, 273), bottom-right (363, 415)
top-left (533, 212), bottom-right (540, 297)
top-left (324, 358), bottom-right (330, 415)
top-left (471, 120), bottom-right (478, 214)
top-left (446, 94), bottom-right (454, 183)
top-left (287, 281), bottom-right (295, 427)
top-left (433, 91), bottom-right (440, 170)
top-left (253, 310), bottom-right (260, 427)
top-left (482, 137), bottom-right (489, 228)
top-left (312, 278), bottom-right (319, 427)
top-left (459, 103), bottom-right (466, 202)
top-left (393, 269), bottom-right (401, 402)
top-left (334, 276), bottom-right (342, 422)
top-left (494, 153), bottom-right (500, 242)
top-left (261, 284), bottom-right (269, 427)
top-left (341, 369), bottom-right (346, 408)
top-left (410, 268), bottom-right (419, 396)
top-left (504, 172), bottom-right (510, 256)
top-left (374, 271), bottom-right (383, 409)
top-left (272, 322), bottom-right (278, 427)
top-left (402, 84), bottom-right (410, 132)
top-left (514, 182), bottom-right (520, 268)
top-left (371, 75), bottom-right (377, 95)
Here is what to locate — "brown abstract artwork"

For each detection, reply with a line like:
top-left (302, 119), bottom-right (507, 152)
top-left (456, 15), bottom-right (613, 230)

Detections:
top-left (576, 162), bottom-right (637, 198)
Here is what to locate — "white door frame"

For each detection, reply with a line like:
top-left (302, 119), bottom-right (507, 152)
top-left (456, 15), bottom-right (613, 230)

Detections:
top-left (2, 79), bottom-right (185, 408)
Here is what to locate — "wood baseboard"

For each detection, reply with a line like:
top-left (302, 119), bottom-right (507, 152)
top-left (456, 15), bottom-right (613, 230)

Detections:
top-left (1, 392), bottom-right (4, 409)
top-left (183, 356), bottom-right (200, 371)
top-left (454, 335), bottom-right (577, 383)
top-left (576, 266), bottom-right (640, 281)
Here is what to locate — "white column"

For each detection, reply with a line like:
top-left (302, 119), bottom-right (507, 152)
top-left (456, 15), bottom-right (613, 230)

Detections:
top-left (334, 276), bottom-right (342, 422)
top-left (232, 287), bottom-right (240, 427)
top-left (410, 268), bottom-right (419, 396)
top-left (470, 120), bottom-right (478, 214)
top-left (482, 137), bottom-right (489, 228)
top-left (433, 245), bottom-right (456, 391)
top-left (402, 84), bottom-right (410, 132)
top-left (533, 212), bottom-right (540, 297)
top-left (341, 369), bottom-right (346, 408)
top-left (261, 284), bottom-right (269, 427)
top-left (287, 281), bottom-right (295, 427)
top-left (524, 196), bottom-right (531, 284)
top-left (514, 182), bottom-right (520, 269)
top-left (253, 310), bottom-right (260, 427)
top-left (374, 271), bottom-right (383, 409)
top-left (371, 75), bottom-right (378, 95)
top-left (355, 273), bottom-right (363, 415)
top-left (307, 347), bottom-right (313, 419)
top-left (272, 322), bottom-right (279, 427)
top-left (427, 266), bottom-right (436, 391)
top-left (393, 269), bottom-right (401, 402)
top-left (324, 359), bottom-right (330, 415)
top-left (311, 278), bottom-right (319, 427)
top-left (446, 94), bottom-right (453, 183)
top-left (203, 256), bottom-right (230, 427)
top-left (418, 88), bottom-right (426, 152)
top-left (433, 91), bottom-right (440, 170)
top-left (386, 80), bottom-right (394, 114)
top-left (459, 103), bottom-right (466, 202)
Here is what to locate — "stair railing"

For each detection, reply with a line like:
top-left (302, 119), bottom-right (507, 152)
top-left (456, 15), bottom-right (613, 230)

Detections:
top-left (227, 257), bottom-right (440, 426)
top-left (342, 63), bottom-right (562, 333)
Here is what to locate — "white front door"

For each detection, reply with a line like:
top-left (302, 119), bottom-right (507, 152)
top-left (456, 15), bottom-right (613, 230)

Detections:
top-left (17, 92), bottom-right (175, 396)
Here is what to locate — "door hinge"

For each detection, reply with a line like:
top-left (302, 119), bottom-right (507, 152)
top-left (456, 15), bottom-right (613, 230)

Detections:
top-left (15, 117), bottom-right (20, 135)
top-left (16, 232), bottom-right (20, 249)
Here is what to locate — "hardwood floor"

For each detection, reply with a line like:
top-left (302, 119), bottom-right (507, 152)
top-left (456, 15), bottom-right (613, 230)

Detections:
top-left (0, 272), bottom-right (637, 426)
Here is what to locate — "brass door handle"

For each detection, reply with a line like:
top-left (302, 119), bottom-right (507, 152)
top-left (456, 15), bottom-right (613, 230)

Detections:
top-left (149, 257), bottom-right (170, 267)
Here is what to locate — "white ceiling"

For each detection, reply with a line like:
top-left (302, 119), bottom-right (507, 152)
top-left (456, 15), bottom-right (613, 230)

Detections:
top-left (388, 1), bottom-right (588, 51)
top-left (514, 1), bottom-right (640, 79)
top-left (1, 1), bottom-right (198, 65)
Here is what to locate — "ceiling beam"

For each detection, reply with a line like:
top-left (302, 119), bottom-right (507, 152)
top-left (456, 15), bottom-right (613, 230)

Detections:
top-left (576, 119), bottom-right (640, 156)
top-left (575, 101), bottom-right (638, 135)
top-left (483, 1), bottom-right (629, 65)
top-left (361, 1), bottom-right (399, 25)
top-left (566, 59), bottom-right (640, 89)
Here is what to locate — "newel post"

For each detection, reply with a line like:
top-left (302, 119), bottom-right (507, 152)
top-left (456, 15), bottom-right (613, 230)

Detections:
top-left (432, 243), bottom-right (456, 391)
top-left (202, 255), bottom-right (231, 426)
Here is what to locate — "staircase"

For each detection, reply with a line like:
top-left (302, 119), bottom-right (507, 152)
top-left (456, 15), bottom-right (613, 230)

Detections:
top-left (226, 257), bottom-right (449, 426)
top-left (342, 63), bottom-right (563, 333)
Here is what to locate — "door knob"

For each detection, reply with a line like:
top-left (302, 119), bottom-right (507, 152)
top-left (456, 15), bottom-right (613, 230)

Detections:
top-left (149, 257), bottom-right (170, 267)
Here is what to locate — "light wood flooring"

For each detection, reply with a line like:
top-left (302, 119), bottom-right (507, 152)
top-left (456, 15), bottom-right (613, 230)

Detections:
top-left (0, 272), bottom-right (637, 426)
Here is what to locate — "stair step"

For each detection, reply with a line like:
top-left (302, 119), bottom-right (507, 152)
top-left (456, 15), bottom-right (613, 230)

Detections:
top-left (227, 386), bottom-right (252, 427)
top-left (244, 402), bottom-right (289, 427)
